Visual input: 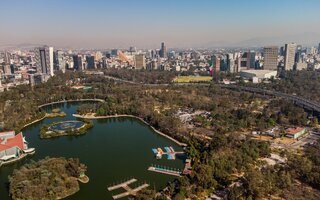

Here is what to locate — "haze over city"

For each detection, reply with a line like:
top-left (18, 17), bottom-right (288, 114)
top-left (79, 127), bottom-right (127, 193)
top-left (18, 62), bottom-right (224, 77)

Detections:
top-left (1, 0), bottom-right (320, 48)
top-left (2, 1), bottom-right (320, 200)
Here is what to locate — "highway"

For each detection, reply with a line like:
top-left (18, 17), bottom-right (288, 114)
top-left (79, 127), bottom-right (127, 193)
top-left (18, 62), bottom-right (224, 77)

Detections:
top-left (103, 75), bottom-right (320, 114)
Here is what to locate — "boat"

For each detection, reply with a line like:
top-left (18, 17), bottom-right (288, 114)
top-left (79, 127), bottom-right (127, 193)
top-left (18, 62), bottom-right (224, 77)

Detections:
top-left (23, 148), bottom-right (35, 155)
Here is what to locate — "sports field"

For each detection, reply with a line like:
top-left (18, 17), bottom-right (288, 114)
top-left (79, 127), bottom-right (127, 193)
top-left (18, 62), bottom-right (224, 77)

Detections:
top-left (174, 76), bottom-right (212, 83)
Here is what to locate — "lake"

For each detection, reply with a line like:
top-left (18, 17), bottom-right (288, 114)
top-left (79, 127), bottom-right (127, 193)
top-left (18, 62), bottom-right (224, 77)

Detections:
top-left (0, 102), bottom-right (185, 200)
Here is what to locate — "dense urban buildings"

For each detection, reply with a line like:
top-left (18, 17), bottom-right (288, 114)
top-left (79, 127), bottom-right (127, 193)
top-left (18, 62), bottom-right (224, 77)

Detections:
top-left (1, 41), bottom-right (320, 90)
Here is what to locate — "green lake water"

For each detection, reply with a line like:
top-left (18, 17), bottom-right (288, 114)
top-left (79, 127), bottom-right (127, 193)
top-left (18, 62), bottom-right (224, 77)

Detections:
top-left (0, 102), bottom-right (185, 200)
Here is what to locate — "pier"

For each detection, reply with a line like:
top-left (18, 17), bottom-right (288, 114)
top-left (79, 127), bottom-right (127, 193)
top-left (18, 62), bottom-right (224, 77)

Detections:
top-left (107, 178), bottom-right (149, 199)
top-left (148, 166), bottom-right (182, 177)
top-left (152, 146), bottom-right (184, 160)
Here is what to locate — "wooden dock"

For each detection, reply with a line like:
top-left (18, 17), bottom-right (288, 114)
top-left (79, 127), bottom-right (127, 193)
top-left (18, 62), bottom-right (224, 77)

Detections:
top-left (107, 178), bottom-right (137, 191)
top-left (107, 178), bottom-right (149, 200)
top-left (148, 166), bottom-right (182, 177)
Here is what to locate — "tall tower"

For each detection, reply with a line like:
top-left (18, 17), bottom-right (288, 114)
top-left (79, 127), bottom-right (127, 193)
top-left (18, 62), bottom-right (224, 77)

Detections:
top-left (134, 54), bottom-right (146, 69)
top-left (211, 55), bottom-right (220, 73)
top-left (247, 51), bottom-right (256, 69)
top-left (35, 46), bottom-right (54, 76)
top-left (284, 43), bottom-right (297, 71)
top-left (318, 43), bottom-right (320, 54)
top-left (263, 46), bottom-right (278, 70)
top-left (160, 42), bottom-right (167, 58)
top-left (73, 55), bottom-right (83, 71)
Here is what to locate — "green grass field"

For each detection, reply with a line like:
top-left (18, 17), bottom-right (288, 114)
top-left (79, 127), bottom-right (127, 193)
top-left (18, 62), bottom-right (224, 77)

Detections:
top-left (174, 76), bottom-right (213, 83)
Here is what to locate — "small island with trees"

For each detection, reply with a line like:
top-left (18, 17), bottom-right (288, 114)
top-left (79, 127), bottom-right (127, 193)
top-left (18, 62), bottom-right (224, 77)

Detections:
top-left (9, 157), bottom-right (88, 200)
top-left (40, 119), bottom-right (94, 139)
top-left (46, 108), bottom-right (67, 118)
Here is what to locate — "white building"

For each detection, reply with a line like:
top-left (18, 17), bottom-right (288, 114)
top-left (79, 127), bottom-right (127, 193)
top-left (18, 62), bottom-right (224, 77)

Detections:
top-left (240, 70), bottom-right (277, 83)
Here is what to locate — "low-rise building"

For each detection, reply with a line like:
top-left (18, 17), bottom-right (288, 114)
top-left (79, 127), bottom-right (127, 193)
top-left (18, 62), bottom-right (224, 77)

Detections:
top-left (0, 131), bottom-right (34, 164)
top-left (240, 70), bottom-right (277, 83)
top-left (286, 127), bottom-right (307, 139)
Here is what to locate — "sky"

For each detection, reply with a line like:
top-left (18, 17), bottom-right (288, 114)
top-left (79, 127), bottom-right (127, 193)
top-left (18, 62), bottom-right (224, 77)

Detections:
top-left (0, 0), bottom-right (320, 48)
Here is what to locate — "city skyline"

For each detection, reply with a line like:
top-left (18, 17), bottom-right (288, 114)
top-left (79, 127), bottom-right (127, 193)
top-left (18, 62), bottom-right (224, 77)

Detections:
top-left (1, 0), bottom-right (320, 49)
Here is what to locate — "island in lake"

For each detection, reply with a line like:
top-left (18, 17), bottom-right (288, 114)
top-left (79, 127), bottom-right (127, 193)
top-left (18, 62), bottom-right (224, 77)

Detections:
top-left (9, 157), bottom-right (88, 200)
top-left (40, 120), bottom-right (94, 139)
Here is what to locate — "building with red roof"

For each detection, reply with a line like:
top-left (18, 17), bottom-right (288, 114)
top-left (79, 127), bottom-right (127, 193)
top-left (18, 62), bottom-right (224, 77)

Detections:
top-left (0, 131), bottom-right (33, 163)
top-left (286, 127), bottom-right (307, 139)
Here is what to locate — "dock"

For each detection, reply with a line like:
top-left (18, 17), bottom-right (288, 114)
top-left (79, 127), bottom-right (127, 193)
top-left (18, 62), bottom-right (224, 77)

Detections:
top-left (107, 178), bottom-right (137, 191)
top-left (151, 146), bottom-right (184, 160)
top-left (148, 166), bottom-right (182, 177)
top-left (107, 178), bottom-right (149, 200)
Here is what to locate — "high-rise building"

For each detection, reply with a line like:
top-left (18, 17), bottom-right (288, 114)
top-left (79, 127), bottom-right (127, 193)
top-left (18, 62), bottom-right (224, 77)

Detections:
top-left (86, 55), bottom-right (95, 69)
top-left (284, 43), bottom-right (297, 70)
top-left (35, 46), bottom-right (54, 76)
top-left (279, 46), bottom-right (285, 57)
top-left (160, 42), bottom-right (167, 58)
top-left (3, 64), bottom-right (11, 75)
top-left (227, 53), bottom-right (237, 73)
top-left (318, 43), bottom-right (320, 54)
top-left (73, 55), bottom-right (83, 71)
top-left (247, 51), bottom-right (256, 69)
top-left (134, 54), bottom-right (146, 69)
top-left (211, 55), bottom-right (220, 73)
top-left (54, 50), bottom-right (66, 73)
top-left (263, 46), bottom-right (278, 70)
top-left (111, 49), bottom-right (119, 57)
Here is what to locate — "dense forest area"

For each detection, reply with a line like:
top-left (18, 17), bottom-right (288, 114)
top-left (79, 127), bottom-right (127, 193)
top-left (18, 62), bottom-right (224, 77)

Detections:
top-left (9, 157), bottom-right (87, 200)
top-left (246, 70), bottom-right (320, 102)
top-left (0, 71), bottom-right (318, 199)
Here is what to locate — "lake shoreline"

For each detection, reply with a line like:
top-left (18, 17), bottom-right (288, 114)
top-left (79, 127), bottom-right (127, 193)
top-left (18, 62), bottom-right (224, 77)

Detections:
top-left (73, 113), bottom-right (187, 147)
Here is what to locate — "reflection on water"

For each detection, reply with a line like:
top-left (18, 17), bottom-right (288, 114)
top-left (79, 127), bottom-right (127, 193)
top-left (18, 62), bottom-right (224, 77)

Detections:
top-left (0, 102), bottom-right (184, 200)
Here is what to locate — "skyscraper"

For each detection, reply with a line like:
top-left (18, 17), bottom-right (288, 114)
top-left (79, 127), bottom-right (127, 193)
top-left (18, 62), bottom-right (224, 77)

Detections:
top-left (211, 55), bottom-right (220, 73)
top-left (35, 46), bottom-right (54, 76)
top-left (54, 50), bottom-right (65, 73)
top-left (160, 42), bottom-right (167, 58)
top-left (247, 51), bottom-right (256, 69)
top-left (86, 55), bottom-right (95, 69)
top-left (263, 46), bottom-right (278, 70)
top-left (318, 43), bottom-right (320, 54)
top-left (227, 53), bottom-right (237, 73)
top-left (134, 54), bottom-right (146, 69)
top-left (73, 55), bottom-right (83, 71)
top-left (284, 43), bottom-right (297, 70)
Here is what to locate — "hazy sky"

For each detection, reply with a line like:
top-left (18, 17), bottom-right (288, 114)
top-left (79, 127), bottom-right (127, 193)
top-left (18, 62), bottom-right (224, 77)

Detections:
top-left (1, 0), bottom-right (320, 48)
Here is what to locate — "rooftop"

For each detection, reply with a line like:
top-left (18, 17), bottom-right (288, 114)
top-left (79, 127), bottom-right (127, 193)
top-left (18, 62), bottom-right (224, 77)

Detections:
top-left (286, 127), bottom-right (305, 135)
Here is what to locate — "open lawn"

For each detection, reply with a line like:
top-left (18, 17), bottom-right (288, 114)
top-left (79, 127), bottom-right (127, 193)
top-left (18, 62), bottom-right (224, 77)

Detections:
top-left (174, 76), bottom-right (212, 83)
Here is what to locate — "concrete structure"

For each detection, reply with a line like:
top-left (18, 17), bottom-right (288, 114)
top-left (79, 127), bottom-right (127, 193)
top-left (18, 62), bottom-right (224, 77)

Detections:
top-left (107, 178), bottom-right (149, 200)
top-left (286, 127), bottom-right (306, 139)
top-left (160, 42), bottom-right (167, 58)
top-left (264, 46), bottom-right (278, 70)
top-left (296, 61), bottom-right (308, 71)
top-left (284, 43), bottom-right (297, 70)
top-left (73, 55), bottom-right (83, 71)
top-left (134, 54), bottom-right (146, 69)
top-left (54, 50), bottom-right (65, 73)
top-left (211, 54), bottom-right (220, 73)
top-left (247, 51), bottom-right (256, 69)
top-left (86, 55), bottom-right (95, 69)
top-left (35, 46), bottom-right (54, 76)
top-left (240, 70), bottom-right (277, 83)
top-left (227, 53), bottom-right (237, 73)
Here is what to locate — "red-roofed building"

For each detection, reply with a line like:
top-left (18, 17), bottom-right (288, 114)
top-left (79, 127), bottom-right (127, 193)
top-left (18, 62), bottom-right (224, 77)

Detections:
top-left (0, 131), bottom-right (32, 163)
top-left (286, 127), bottom-right (307, 139)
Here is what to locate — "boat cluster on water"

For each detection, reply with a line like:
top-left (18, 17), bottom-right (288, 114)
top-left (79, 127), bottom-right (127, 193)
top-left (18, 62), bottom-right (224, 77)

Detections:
top-left (0, 131), bottom-right (35, 166)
